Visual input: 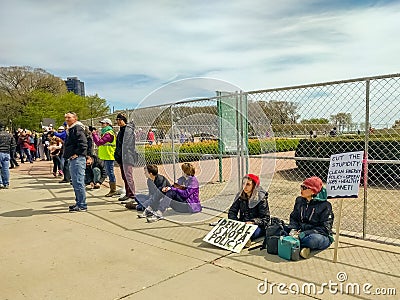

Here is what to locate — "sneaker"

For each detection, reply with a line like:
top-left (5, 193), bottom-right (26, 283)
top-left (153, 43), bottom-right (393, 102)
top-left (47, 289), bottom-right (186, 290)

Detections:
top-left (300, 247), bottom-right (311, 259)
top-left (138, 208), bottom-right (153, 218)
top-left (93, 183), bottom-right (101, 189)
top-left (3, 185), bottom-right (9, 189)
top-left (69, 206), bottom-right (87, 212)
top-left (59, 179), bottom-right (69, 183)
top-left (58, 170), bottom-right (63, 176)
top-left (118, 195), bottom-right (131, 201)
top-left (52, 172), bottom-right (57, 177)
top-left (125, 201), bottom-right (138, 210)
top-left (146, 211), bottom-right (163, 223)
top-left (69, 204), bottom-right (77, 210)
top-left (0, 184), bottom-right (4, 189)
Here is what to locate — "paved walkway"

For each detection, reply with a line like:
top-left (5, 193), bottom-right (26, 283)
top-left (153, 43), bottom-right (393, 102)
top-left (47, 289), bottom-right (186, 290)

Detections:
top-left (1, 161), bottom-right (399, 299)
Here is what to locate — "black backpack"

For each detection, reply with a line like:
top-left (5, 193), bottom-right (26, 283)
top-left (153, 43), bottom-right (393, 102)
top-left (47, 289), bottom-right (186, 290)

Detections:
top-left (261, 217), bottom-right (286, 254)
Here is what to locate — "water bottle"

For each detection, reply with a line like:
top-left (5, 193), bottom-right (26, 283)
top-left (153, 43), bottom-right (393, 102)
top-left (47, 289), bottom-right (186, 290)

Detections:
top-left (291, 245), bottom-right (300, 261)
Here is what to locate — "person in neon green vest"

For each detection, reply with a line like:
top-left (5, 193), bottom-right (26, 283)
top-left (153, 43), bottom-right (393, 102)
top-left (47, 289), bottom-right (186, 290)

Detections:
top-left (91, 118), bottom-right (117, 197)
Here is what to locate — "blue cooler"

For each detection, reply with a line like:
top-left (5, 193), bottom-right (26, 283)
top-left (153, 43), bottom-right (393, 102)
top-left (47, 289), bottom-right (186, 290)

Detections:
top-left (278, 236), bottom-right (300, 261)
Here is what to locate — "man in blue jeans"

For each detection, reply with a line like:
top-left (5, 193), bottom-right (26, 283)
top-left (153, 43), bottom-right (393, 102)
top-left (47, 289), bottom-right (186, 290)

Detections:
top-left (0, 123), bottom-right (16, 189)
top-left (63, 112), bottom-right (88, 212)
top-left (286, 176), bottom-right (334, 258)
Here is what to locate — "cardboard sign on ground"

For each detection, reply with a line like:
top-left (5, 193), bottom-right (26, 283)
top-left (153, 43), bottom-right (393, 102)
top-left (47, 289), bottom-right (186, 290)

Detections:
top-left (203, 218), bottom-right (258, 253)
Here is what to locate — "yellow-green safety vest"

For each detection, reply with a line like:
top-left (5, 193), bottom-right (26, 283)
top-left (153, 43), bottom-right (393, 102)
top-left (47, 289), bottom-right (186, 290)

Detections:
top-left (97, 129), bottom-right (116, 160)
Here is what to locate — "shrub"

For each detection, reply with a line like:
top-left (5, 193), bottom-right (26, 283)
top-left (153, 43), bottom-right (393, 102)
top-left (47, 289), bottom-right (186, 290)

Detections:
top-left (141, 138), bottom-right (300, 164)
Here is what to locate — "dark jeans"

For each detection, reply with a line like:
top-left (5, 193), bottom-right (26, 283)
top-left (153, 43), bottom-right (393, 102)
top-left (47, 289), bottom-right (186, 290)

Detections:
top-left (62, 159), bottom-right (70, 181)
top-left (300, 233), bottom-right (331, 250)
top-left (10, 150), bottom-right (19, 167)
top-left (251, 226), bottom-right (266, 241)
top-left (52, 155), bottom-right (62, 173)
top-left (21, 148), bottom-right (32, 163)
top-left (44, 145), bottom-right (51, 161)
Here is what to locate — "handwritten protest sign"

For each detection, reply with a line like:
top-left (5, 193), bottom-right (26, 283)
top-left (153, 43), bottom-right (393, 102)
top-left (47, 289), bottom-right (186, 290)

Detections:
top-left (326, 151), bottom-right (364, 199)
top-left (203, 218), bottom-right (258, 253)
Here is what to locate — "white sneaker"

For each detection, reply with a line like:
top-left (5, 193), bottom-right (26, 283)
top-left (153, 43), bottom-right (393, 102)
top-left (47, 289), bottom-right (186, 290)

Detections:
top-left (146, 211), bottom-right (163, 223)
top-left (138, 208), bottom-right (153, 218)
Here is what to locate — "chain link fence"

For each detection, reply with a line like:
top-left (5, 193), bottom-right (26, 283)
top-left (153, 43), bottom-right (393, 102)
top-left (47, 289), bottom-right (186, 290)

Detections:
top-left (82, 73), bottom-right (400, 244)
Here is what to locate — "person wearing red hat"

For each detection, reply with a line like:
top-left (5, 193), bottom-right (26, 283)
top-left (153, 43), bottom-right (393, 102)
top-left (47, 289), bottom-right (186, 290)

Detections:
top-left (228, 174), bottom-right (270, 241)
top-left (286, 176), bottom-right (334, 258)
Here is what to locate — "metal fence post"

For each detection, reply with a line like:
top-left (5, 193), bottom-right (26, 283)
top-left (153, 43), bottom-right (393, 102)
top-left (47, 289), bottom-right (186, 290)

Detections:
top-left (235, 92), bottom-right (242, 190)
top-left (217, 97), bottom-right (223, 183)
top-left (170, 105), bottom-right (177, 182)
top-left (363, 79), bottom-right (370, 239)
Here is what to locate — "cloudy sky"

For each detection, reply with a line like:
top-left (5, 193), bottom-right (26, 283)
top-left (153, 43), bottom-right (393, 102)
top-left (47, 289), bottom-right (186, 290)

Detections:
top-left (1, 0), bottom-right (399, 110)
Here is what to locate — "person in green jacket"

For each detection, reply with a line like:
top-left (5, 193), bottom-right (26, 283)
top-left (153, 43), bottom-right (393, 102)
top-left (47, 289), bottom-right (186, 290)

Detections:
top-left (91, 118), bottom-right (117, 197)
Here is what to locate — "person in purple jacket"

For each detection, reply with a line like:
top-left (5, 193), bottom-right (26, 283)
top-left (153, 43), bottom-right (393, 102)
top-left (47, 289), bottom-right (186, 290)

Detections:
top-left (146, 162), bottom-right (201, 222)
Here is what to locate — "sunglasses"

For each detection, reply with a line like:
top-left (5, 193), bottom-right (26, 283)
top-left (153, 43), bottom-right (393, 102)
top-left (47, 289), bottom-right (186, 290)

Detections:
top-left (300, 185), bottom-right (310, 190)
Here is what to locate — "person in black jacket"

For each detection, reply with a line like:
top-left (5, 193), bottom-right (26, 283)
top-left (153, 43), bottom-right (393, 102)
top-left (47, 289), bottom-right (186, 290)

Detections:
top-left (132, 164), bottom-right (171, 216)
top-left (286, 176), bottom-right (334, 259)
top-left (63, 112), bottom-right (88, 212)
top-left (85, 155), bottom-right (107, 189)
top-left (228, 174), bottom-right (270, 241)
top-left (114, 113), bottom-right (138, 202)
top-left (0, 123), bottom-right (16, 189)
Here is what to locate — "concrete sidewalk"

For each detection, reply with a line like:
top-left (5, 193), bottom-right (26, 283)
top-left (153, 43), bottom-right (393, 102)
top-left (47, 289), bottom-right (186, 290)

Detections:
top-left (1, 162), bottom-right (399, 299)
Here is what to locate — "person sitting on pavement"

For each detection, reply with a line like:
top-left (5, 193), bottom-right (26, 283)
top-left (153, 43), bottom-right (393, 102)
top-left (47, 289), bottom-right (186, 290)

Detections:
top-left (228, 174), bottom-right (270, 241)
top-left (85, 155), bottom-right (107, 189)
top-left (285, 176), bottom-right (334, 259)
top-left (129, 164), bottom-right (171, 214)
top-left (146, 162), bottom-right (201, 222)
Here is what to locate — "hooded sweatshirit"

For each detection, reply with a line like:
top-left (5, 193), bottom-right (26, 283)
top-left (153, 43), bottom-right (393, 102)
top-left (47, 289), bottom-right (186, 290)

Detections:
top-left (63, 121), bottom-right (88, 159)
top-left (287, 187), bottom-right (334, 237)
top-left (228, 186), bottom-right (270, 229)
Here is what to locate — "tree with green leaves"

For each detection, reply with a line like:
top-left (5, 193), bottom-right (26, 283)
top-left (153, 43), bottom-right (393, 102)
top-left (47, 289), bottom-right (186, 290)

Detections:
top-left (0, 66), bottom-right (109, 130)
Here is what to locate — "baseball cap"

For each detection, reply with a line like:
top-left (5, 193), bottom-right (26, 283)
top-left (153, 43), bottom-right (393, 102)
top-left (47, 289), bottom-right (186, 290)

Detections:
top-left (100, 118), bottom-right (112, 125)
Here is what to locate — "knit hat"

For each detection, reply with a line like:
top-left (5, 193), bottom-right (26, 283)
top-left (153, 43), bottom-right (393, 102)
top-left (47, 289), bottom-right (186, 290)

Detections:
top-left (302, 176), bottom-right (323, 194)
top-left (116, 113), bottom-right (127, 123)
top-left (245, 174), bottom-right (260, 187)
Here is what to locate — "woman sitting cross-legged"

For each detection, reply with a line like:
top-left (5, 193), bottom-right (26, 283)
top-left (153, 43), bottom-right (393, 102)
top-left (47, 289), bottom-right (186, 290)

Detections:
top-left (228, 174), bottom-right (270, 241)
top-left (285, 176), bottom-right (334, 259)
top-left (146, 162), bottom-right (202, 222)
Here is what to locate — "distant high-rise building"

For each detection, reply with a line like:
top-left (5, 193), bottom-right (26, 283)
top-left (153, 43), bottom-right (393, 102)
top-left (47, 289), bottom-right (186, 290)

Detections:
top-left (65, 77), bottom-right (85, 96)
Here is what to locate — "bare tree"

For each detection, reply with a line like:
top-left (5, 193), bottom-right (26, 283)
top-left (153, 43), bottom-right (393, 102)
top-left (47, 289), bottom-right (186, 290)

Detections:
top-left (259, 100), bottom-right (299, 124)
top-left (330, 112), bottom-right (352, 132)
top-left (0, 66), bottom-right (66, 102)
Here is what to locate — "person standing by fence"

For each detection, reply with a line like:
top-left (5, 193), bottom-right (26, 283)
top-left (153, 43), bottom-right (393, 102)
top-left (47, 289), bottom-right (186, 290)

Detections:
top-left (91, 118), bottom-right (117, 197)
top-left (114, 113), bottom-right (138, 202)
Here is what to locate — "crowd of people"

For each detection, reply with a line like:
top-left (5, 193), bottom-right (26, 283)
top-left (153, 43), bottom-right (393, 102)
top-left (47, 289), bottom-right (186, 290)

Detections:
top-left (0, 112), bottom-right (334, 259)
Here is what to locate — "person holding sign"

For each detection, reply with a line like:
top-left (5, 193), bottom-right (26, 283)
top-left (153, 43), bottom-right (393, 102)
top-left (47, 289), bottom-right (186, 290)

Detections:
top-left (228, 174), bottom-right (270, 241)
top-left (286, 176), bottom-right (334, 259)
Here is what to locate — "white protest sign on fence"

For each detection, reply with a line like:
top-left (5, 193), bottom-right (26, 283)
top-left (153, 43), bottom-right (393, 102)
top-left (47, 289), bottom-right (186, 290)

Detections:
top-left (326, 151), bottom-right (364, 199)
top-left (203, 218), bottom-right (258, 253)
